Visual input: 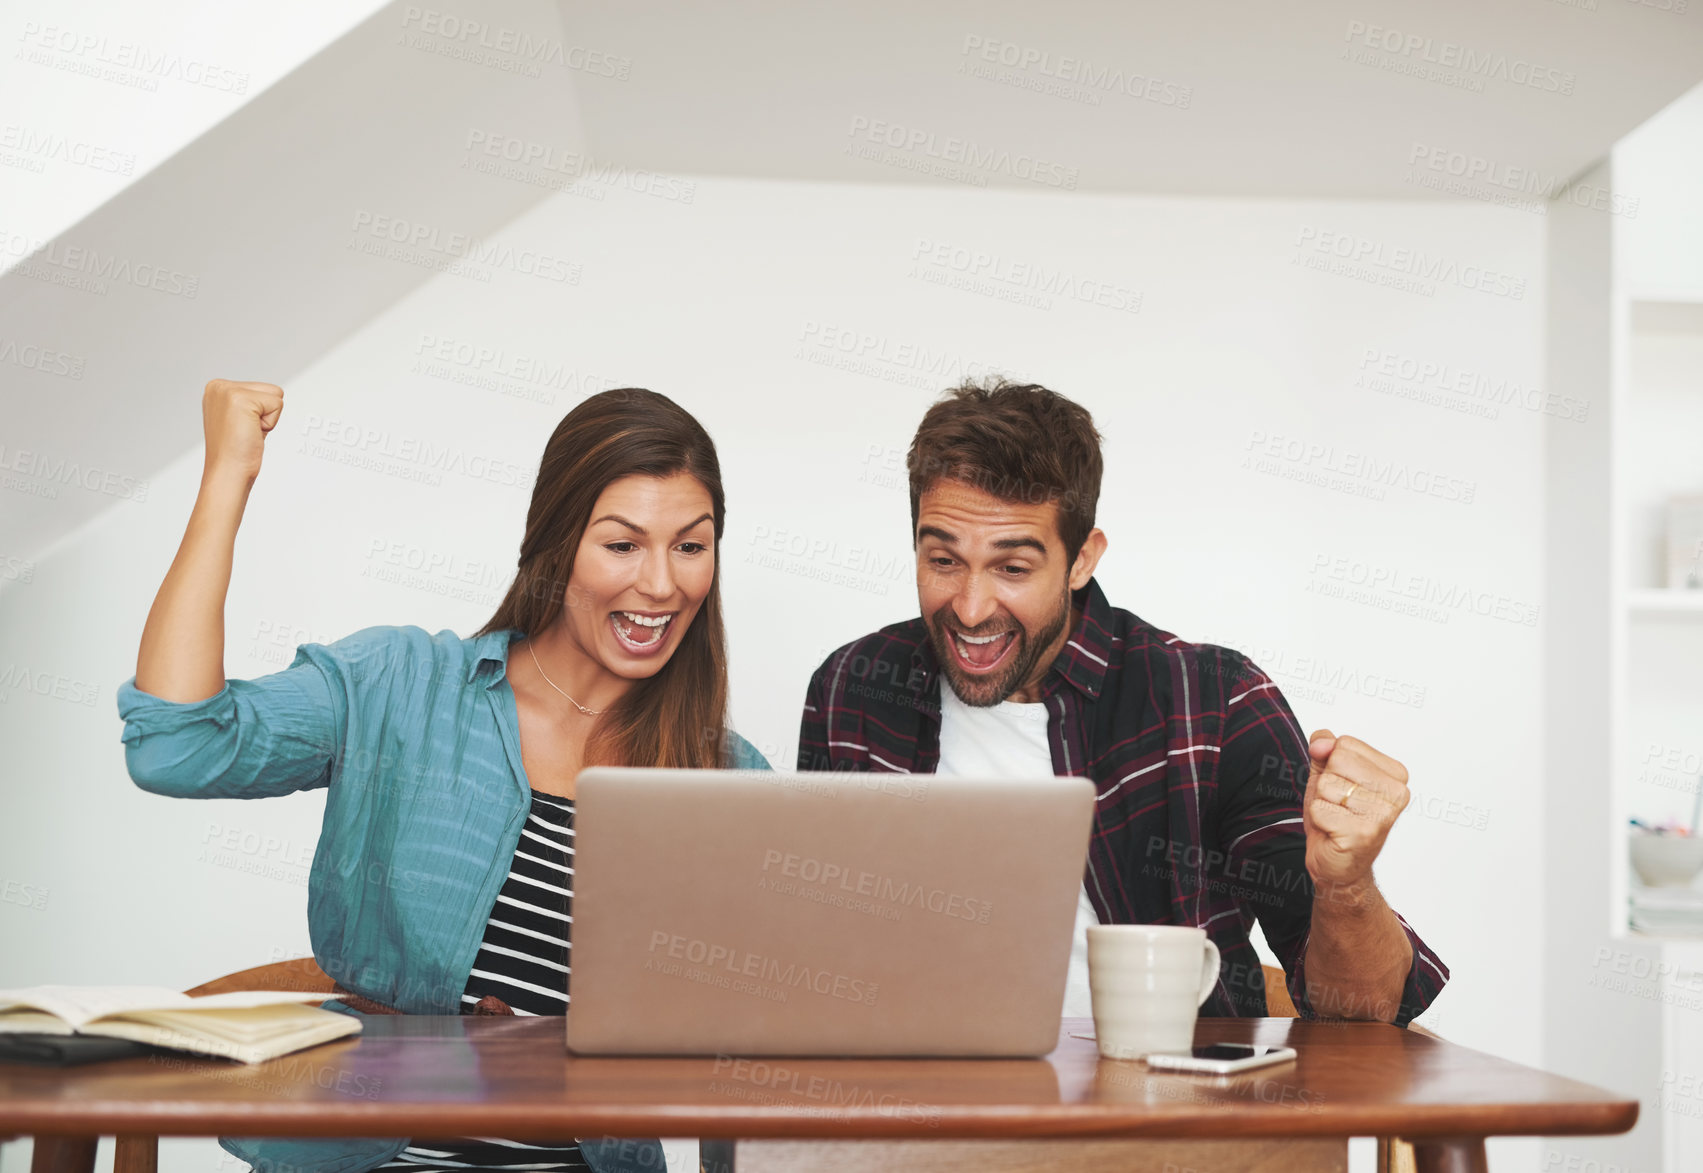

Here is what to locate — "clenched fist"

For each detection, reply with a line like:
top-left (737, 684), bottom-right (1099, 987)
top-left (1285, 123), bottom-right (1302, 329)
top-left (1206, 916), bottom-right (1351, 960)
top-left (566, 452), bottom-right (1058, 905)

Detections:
top-left (1302, 729), bottom-right (1410, 894)
top-left (202, 379), bottom-right (284, 485)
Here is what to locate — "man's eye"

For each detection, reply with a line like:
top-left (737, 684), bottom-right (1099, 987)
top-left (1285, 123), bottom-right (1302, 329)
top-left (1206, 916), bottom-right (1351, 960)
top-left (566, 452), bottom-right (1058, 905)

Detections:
top-left (930, 557), bottom-right (955, 568)
top-left (1002, 565), bottom-right (1030, 576)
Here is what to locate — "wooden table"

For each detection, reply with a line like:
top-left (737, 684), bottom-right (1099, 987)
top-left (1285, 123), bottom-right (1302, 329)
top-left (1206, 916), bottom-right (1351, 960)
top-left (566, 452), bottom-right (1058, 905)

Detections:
top-left (0, 1016), bottom-right (1637, 1173)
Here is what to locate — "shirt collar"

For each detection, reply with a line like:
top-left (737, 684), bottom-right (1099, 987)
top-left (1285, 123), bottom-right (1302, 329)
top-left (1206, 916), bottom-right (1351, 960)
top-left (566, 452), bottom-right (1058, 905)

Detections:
top-left (1052, 576), bottom-right (1114, 701)
top-left (467, 628), bottom-right (524, 689)
top-left (909, 575), bottom-right (1114, 706)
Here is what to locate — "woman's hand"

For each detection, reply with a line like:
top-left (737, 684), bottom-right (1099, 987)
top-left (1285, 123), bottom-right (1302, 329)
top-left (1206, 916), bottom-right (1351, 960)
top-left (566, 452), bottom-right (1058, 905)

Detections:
top-left (202, 378), bottom-right (284, 487)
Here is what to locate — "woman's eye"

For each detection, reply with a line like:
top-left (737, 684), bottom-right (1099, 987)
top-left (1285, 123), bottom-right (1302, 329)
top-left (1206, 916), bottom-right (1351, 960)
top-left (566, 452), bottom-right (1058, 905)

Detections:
top-left (677, 542), bottom-right (708, 555)
top-left (605, 541), bottom-right (637, 554)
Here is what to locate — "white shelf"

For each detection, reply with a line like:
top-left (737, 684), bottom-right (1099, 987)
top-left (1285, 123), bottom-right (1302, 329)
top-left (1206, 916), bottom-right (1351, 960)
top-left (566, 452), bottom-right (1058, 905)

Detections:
top-left (1631, 298), bottom-right (1703, 335)
top-left (1635, 933), bottom-right (1703, 965)
top-left (1627, 288), bottom-right (1703, 306)
top-left (1627, 589), bottom-right (1703, 615)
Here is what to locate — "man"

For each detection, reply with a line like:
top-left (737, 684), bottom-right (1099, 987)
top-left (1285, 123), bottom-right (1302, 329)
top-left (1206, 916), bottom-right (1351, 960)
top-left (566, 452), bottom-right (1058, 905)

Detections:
top-left (797, 379), bottom-right (1445, 1024)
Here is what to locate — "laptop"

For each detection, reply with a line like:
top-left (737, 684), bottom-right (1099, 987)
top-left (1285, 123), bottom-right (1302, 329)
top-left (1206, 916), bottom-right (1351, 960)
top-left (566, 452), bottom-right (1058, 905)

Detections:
top-left (564, 767), bottom-right (1094, 1058)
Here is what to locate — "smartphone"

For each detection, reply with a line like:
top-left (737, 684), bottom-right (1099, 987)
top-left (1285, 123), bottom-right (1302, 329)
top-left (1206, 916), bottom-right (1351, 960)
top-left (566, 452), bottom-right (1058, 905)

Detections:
top-left (1143, 1044), bottom-right (1297, 1074)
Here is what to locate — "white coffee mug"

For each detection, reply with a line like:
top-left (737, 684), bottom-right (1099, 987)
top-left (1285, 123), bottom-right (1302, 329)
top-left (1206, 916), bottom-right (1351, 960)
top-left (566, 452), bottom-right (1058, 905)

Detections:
top-left (1086, 924), bottom-right (1221, 1060)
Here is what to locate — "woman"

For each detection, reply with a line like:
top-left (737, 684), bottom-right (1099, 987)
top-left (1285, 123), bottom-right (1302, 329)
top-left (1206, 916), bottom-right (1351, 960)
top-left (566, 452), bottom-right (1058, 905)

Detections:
top-left (117, 379), bottom-right (769, 1173)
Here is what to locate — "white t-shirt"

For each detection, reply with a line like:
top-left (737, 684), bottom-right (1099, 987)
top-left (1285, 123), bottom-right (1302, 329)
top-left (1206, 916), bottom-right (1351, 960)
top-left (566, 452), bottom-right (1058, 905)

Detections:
top-left (935, 683), bottom-right (1098, 1019)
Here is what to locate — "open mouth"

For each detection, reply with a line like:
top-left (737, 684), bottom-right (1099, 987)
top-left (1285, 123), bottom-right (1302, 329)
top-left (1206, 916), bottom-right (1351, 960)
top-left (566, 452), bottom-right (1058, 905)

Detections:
top-left (947, 627), bottom-right (1017, 674)
top-left (610, 610), bottom-right (674, 655)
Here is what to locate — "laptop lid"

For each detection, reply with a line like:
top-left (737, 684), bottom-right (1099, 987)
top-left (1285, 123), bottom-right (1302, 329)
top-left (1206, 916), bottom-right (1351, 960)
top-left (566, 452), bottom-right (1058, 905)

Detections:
top-left (565, 767), bottom-right (1094, 1057)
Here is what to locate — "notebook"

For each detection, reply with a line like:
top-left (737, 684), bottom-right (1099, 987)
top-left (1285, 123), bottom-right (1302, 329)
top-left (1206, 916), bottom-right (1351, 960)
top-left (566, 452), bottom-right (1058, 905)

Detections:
top-left (0, 985), bottom-right (361, 1064)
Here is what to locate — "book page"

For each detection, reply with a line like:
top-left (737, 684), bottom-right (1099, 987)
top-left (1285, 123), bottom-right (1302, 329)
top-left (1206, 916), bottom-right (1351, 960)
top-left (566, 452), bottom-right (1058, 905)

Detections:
top-left (0, 987), bottom-right (334, 1030)
top-left (91, 1011), bottom-right (362, 1065)
top-left (0, 986), bottom-right (191, 1029)
top-left (115, 1003), bottom-right (335, 1044)
top-left (0, 1009), bottom-right (75, 1035)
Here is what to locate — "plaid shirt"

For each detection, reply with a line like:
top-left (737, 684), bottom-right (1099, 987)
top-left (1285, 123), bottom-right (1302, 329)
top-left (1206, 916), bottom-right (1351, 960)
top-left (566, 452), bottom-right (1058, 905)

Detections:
top-left (796, 576), bottom-right (1447, 1025)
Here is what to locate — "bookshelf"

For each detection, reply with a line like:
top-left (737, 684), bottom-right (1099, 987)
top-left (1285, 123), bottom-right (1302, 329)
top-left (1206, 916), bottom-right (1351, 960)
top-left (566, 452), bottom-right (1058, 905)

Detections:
top-left (1604, 231), bottom-right (1703, 1173)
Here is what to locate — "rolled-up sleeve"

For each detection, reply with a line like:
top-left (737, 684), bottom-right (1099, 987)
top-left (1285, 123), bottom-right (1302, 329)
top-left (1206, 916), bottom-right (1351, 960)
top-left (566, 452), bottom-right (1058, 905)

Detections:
top-left (1388, 914), bottom-right (1450, 1028)
top-left (117, 652), bottom-right (346, 800)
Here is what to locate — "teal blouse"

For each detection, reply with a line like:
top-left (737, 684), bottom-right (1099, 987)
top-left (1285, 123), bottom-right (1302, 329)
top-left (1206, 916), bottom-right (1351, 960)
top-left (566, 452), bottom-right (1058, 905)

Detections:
top-left (115, 624), bottom-right (770, 1173)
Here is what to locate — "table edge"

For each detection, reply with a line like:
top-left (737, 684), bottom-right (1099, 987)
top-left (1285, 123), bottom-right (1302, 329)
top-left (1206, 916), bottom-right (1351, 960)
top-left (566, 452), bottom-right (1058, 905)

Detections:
top-left (0, 1100), bottom-right (1641, 1141)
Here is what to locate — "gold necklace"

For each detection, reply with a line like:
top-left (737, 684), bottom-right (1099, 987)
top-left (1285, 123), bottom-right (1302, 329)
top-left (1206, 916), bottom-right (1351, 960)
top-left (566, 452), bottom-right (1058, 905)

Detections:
top-left (526, 640), bottom-right (604, 716)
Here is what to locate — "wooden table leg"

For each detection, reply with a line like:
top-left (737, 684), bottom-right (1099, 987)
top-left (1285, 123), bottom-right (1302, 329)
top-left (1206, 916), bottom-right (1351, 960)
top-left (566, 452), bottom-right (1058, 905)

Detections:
top-left (113, 1134), bottom-right (158, 1173)
top-left (1408, 1137), bottom-right (1488, 1173)
top-left (28, 1135), bottom-right (97, 1173)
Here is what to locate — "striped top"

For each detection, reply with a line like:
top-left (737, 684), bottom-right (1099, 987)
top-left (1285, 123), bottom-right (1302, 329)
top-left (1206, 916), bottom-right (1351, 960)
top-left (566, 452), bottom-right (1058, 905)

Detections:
top-left (377, 789), bottom-right (586, 1171)
top-left (796, 575), bottom-right (1449, 1026)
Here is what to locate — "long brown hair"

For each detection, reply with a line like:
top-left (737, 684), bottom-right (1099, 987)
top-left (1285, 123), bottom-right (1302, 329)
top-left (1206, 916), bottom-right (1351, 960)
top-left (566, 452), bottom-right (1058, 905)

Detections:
top-left (475, 388), bottom-right (729, 769)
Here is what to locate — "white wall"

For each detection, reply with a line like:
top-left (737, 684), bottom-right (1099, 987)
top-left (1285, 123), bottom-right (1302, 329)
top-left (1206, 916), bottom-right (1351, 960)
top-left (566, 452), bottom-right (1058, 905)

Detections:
top-left (0, 176), bottom-right (1547, 1168)
top-left (0, 0), bottom-right (390, 252)
top-left (1617, 83), bottom-right (1703, 299)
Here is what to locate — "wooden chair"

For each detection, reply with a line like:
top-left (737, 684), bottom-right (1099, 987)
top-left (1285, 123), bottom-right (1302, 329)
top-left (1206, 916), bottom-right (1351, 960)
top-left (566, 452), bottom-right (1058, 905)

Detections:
top-left (24, 961), bottom-right (1425, 1173)
top-left (1260, 964), bottom-right (1421, 1173)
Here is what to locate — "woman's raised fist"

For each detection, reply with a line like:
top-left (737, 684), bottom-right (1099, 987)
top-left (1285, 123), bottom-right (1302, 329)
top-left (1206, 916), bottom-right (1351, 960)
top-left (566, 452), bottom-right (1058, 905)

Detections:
top-left (201, 379), bottom-right (284, 484)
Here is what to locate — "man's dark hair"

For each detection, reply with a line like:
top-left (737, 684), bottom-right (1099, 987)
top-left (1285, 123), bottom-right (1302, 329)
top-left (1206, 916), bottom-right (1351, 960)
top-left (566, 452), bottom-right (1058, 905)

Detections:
top-left (906, 376), bottom-right (1104, 564)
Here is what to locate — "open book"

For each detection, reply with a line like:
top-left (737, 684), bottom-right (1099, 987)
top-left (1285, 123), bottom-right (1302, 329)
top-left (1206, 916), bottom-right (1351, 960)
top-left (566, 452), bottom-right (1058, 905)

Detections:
top-left (0, 985), bottom-right (363, 1064)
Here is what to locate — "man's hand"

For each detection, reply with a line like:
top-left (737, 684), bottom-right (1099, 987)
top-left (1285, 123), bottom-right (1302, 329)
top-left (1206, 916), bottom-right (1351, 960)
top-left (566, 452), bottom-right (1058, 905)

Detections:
top-left (1299, 729), bottom-right (1417, 1022)
top-left (1302, 729), bottom-right (1410, 894)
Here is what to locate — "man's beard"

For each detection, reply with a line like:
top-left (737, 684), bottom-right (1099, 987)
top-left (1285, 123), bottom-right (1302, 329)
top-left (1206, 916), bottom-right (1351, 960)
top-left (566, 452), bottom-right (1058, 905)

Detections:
top-left (928, 585), bottom-right (1072, 707)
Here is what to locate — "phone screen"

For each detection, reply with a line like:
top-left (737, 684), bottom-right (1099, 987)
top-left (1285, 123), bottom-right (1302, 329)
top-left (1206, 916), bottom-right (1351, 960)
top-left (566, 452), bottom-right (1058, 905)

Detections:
top-left (1189, 1044), bottom-right (1274, 1060)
